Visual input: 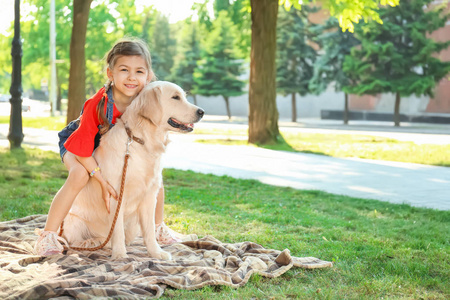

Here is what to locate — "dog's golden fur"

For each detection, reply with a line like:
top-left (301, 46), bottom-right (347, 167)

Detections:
top-left (61, 81), bottom-right (203, 259)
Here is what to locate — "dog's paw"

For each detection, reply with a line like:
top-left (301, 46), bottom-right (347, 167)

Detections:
top-left (150, 249), bottom-right (172, 260)
top-left (111, 251), bottom-right (128, 259)
top-left (159, 250), bottom-right (172, 260)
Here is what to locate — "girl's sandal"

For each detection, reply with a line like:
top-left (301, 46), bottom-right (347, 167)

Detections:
top-left (34, 229), bottom-right (69, 256)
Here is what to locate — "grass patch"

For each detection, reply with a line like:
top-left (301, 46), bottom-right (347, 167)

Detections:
top-left (1, 147), bottom-right (449, 299)
top-left (0, 147), bottom-right (67, 220)
top-left (195, 128), bottom-right (450, 167)
top-left (280, 132), bottom-right (450, 167)
top-left (0, 115), bottom-right (66, 131)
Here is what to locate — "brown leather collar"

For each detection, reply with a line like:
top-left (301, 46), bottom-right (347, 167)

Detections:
top-left (125, 126), bottom-right (145, 145)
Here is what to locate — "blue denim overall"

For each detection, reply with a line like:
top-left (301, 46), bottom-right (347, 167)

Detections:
top-left (58, 87), bottom-right (115, 162)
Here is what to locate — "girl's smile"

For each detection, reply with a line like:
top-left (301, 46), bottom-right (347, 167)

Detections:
top-left (107, 55), bottom-right (151, 106)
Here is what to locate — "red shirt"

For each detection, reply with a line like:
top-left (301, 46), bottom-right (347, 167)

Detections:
top-left (64, 87), bottom-right (122, 157)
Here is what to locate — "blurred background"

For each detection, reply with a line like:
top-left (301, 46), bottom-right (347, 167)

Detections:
top-left (0, 0), bottom-right (449, 124)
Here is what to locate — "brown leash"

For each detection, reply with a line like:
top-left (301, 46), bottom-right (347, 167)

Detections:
top-left (58, 126), bottom-right (144, 252)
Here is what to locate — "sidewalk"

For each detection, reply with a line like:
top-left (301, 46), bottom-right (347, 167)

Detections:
top-left (200, 116), bottom-right (450, 144)
top-left (1, 119), bottom-right (449, 211)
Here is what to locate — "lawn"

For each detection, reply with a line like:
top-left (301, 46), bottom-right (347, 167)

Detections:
top-left (0, 115), bottom-right (67, 131)
top-left (194, 128), bottom-right (450, 167)
top-left (1, 147), bottom-right (449, 299)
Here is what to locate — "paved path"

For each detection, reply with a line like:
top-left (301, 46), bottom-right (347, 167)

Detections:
top-left (1, 122), bottom-right (449, 211)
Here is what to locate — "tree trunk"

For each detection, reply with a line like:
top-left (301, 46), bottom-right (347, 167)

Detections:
top-left (344, 93), bottom-right (349, 125)
top-left (66, 0), bottom-right (92, 124)
top-left (248, 0), bottom-right (280, 144)
top-left (291, 93), bottom-right (297, 122)
top-left (193, 94), bottom-right (198, 106)
top-left (394, 92), bottom-right (401, 127)
top-left (224, 96), bottom-right (231, 120)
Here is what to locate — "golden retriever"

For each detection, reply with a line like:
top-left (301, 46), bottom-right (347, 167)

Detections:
top-left (61, 81), bottom-right (204, 260)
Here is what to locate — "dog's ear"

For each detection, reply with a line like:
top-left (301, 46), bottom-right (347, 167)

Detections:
top-left (138, 85), bottom-right (163, 125)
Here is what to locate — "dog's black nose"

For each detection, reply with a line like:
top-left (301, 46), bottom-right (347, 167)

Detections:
top-left (197, 109), bottom-right (205, 118)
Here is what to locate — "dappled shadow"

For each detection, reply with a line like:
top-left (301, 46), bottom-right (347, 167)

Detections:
top-left (0, 146), bottom-right (66, 190)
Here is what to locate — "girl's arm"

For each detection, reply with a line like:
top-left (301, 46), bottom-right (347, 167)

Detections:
top-left (75, 155), bottom-right (117, 213)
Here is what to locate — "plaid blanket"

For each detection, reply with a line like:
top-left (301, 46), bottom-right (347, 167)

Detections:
top-left (0, 215), bottom-right (332, 299)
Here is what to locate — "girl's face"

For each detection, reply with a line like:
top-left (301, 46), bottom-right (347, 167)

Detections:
top-left (107, 55), bottom-right (152, 103)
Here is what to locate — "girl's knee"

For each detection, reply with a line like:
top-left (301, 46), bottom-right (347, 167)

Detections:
top-left (67, 165), bottom-right (89, 188)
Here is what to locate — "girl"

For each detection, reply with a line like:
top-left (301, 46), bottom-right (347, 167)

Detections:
top-left (35, 38), bottom-right (191, 256)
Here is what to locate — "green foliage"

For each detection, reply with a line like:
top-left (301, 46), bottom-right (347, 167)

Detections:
top-left (309, 17), bottom-right (360, 94)
top-left (192, 0), bottom-right (213, 31)
top-left (1, 0), bottom-right (163, 100)
top-left (151, 14), bottom-right (176, 80)
top-left (213, 0), bottom-right (231, 17)
top-left (219, 0), bottom-right (251, 59)
top-left (19, 0), bottom-right (73, 97)
top-left (193, 11), bottom-right (245, 98)
top-left (197, 0), bottom-right (251, 59)
top-left (282, 0), bottom-right (400, 32)
top-left (0, 35), bottom-right (12, 94)
top-left (85, 1), bottom-right (123, 94)
top-left (170, 21), bottom-right (201, 95)
top-left (343, 0), bottom-right (450, 97)
top-left (276, 5), bottom-right (320, 96)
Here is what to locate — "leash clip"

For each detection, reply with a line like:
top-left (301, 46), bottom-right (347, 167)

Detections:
top-left (126, 137), bottom-right (133, 155)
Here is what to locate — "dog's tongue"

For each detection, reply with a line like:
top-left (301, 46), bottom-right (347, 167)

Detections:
top-left (171, 118), bottom-right (194, 129)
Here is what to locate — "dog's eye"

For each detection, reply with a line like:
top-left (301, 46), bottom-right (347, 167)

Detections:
top-left (172, 95), bottom-right (180, 100)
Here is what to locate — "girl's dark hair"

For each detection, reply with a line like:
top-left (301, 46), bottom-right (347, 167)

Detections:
top-left (97, 38), bottom-right (154, 134)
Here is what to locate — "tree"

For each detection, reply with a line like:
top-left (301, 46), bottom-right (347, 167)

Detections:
top-left (248, 0), bottom-right (279, 144)
top-left (309, 17), bottom-right (360, 124)
top-left (343, 0), bottom-right (450, 126)
top-left (248, 0), bottom-right (399, 144)
top-left (0, 0), bottom-right (160, 118)
top-left (1, 0), bottom-right (73, 101)
top-left (151, 14), bottom-right (176, 80)
top-left (192, 0), bottom-right (213, 31)
top-left (170, 21), bottom-right (201, 104)
top-left (193, 11), bottom-right (245, 119)
top-left (214, 0), bottom-right (231, 16)
top-left (1, 0), bottom-right (120, 103)
top-left (276, 5), bottom-right (320, 123)
top-left (214, 0), bottom-right (251, 58)
top-left (84, 1), bottom-right (121, 95)
top-left (67, 0), bottom-right (92, 123)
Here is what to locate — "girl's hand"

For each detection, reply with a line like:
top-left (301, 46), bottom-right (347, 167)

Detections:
top-left (74, 156), bottom-right (118, 213)
top-left (100, 181), bottom-right (118, 213)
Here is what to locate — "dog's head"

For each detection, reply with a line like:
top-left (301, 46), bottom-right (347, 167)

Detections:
top-left (134, 81), bottom-right (204, 133)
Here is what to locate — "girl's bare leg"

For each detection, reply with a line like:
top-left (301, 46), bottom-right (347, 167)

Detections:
top-left (44, 152), bottom-right (89, 232)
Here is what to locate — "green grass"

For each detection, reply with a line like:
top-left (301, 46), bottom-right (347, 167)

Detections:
top-left (0, 115), bottom-right (66, 131)
top-left (0, 147), bottom-right (67, 220)
top-left (194, 128), bottom-right (450, 167)
top-left (1, 147), bottom-right (449, 299)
